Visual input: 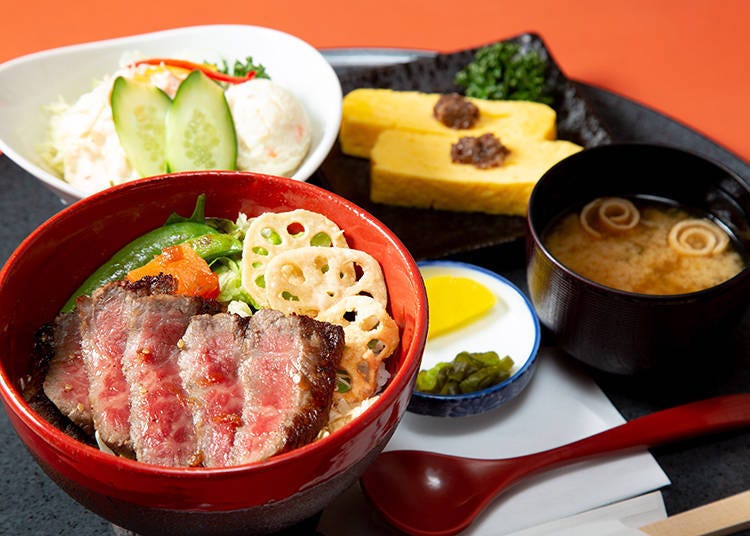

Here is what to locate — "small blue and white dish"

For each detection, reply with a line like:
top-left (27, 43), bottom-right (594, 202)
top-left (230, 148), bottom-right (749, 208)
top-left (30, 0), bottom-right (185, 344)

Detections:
top-left (408, 261), bottom-right (541, 417)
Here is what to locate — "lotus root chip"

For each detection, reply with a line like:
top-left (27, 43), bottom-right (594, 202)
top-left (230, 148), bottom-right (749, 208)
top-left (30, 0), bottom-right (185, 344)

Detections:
top-left (265, 247), bottom-right (388, 316)
top-left (241, 209), bottom-right (348, 306)
top-left (318, 295), bottom-right (400, 403)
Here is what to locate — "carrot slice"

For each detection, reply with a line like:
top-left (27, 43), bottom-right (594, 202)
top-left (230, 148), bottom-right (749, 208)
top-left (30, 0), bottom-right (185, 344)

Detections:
top-left (126, 243), bottom-right (220, 299)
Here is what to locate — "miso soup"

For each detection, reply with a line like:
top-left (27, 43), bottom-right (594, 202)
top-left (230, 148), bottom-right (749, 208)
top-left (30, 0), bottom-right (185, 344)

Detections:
top-left (543, 196), bottom-right (746, 295)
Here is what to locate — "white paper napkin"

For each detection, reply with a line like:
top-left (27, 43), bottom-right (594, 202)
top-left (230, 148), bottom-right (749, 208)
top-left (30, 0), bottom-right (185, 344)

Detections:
top-left (506, 491), bottom-right (666, 535)
top-left (318, 348), bottom-right (670, 535)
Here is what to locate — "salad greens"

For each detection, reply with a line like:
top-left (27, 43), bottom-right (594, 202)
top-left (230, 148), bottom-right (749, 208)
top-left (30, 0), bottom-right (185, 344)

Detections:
top-left (336, 369), bottom-right (353, 394)
top-left (214, 56), bottom-right (270, 81)
top-left (213, 257), bottom-right (257, 309)
top-left (208, 211), bottom-right (257, 313)
top-left (454, 42), bottom-right (552, 105)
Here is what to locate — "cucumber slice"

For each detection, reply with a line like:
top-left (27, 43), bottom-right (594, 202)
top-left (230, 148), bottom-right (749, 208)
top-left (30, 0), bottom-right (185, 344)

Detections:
top-left (111, 76), bottom-right (171, 177)
top-left (166, 70), bottom-right (237, 172)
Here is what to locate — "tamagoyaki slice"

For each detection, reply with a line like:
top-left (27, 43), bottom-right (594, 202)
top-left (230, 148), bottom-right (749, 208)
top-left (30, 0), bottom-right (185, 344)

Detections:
top-left (340, 88), bottom-right (558, 158)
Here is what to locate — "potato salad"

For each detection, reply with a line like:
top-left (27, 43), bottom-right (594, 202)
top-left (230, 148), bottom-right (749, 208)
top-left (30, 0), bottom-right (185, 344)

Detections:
top-left (43, 57), bottom-right (311, 194)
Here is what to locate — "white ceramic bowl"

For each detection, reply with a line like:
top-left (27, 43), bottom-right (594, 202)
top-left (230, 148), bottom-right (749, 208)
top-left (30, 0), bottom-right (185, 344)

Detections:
top-left (0, 25), bottom-right (342, 203)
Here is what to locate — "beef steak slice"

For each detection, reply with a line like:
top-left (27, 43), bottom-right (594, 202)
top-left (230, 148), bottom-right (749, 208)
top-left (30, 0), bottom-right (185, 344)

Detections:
top-left (230, 308), bottom-right (344, 465)
top-left (178, 313), bottom-right (248, 467)
top-left (121, 292), bottom-right (218, 467)
top-left (42, 312), bottom-right (94, 434)
top-left (77, 275), bottom-right (178, 455)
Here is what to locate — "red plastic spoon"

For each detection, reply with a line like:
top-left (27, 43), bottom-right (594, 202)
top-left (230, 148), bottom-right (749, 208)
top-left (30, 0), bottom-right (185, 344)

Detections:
top-left (360, 393), bottom-right (750, 536)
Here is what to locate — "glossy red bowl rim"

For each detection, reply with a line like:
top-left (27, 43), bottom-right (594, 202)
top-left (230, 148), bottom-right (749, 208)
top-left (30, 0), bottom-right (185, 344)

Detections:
top-left (0, 171), bottom-right (427, 488)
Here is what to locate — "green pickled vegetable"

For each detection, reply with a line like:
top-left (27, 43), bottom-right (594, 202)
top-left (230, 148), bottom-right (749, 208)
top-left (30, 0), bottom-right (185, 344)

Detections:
top-left (454, 42), bottom-right (552, 105)
top-left (416, 362), bottom-right (451, 392)
top-left (415, 351), bottom-right (515, 395)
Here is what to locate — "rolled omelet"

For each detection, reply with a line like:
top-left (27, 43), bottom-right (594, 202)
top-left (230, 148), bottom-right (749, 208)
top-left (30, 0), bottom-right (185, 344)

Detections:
top-left (370, 130), bottom-right (582, 216)
top-left (340, 88), bottom-right (558, 158)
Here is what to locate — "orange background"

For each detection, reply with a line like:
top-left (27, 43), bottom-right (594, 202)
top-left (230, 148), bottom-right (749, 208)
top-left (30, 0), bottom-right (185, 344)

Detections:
top-left (2, 0), bottom-right (749, 164)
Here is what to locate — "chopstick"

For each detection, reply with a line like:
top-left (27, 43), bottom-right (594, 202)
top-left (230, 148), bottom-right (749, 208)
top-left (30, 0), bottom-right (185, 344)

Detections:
top-left (640, 490), bottom-right (750, 536)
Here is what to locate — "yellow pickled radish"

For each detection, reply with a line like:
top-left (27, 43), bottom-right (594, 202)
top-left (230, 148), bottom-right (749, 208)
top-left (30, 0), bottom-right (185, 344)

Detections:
top-left (424, 275), bottom-right (496, 339)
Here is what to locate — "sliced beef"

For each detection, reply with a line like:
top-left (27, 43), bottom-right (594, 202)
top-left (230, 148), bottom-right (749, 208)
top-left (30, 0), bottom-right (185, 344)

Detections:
top-left (124, 273), bottom-right (181, 295)
top-left (78, 286), bottom-right (135, 453)
top-left (78, 275), bottom-right (178, 454)
top-left (178, 313), bottom-right (248, 467)
top-left (42, 312), bottom-right (93, 435)
top-left (230, 309), bottom-right (344, 465)
top-left (37, 270), bottom-right (345, 468)
top-left (121, 293), bottom-right (218, 467)
top-left (24, 323), bottom-right (95, 446)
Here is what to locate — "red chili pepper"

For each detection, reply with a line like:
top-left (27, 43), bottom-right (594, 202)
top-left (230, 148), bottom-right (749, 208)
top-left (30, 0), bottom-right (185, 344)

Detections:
top-left (133, 58), bottom-right (256, 84)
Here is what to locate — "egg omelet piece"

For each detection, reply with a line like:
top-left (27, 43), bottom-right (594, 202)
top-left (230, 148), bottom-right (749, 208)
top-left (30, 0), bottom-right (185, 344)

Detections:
top-left (370, 130), bottom-right (582, 216)
top-left (339, 88), bottom-right (558, 158)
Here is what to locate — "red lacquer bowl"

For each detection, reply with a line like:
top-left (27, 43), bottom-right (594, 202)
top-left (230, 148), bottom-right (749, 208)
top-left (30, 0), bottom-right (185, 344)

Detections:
top-left (0, 171), bottom-right (428, 534)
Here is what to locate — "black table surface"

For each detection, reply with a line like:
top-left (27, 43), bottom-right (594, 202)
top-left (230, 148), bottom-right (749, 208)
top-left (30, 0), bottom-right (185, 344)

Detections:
top-left (2, 56), bottom-right (750, 535)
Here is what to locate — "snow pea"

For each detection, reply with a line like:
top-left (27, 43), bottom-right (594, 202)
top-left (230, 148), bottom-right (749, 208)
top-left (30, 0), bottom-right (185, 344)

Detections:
top-left (184, 232), bottom-right (242, 262)
top-left (61, 221), bottom-right (221, 313)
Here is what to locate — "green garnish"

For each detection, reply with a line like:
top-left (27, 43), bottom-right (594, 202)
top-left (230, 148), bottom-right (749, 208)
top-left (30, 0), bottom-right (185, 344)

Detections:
top-left (216, 56), bottom-right (270, 80)
top-left (454, 42), bottom-right (552, 105)
top-left (310, 232), bottom-right (333, 247)
top-left (281, 291), bottom-right (299, 302)
top-left (336, 369), bottom-right (353, 393)
top-left (260, 227), bottom-right (283, 245)
top-left (212, 256), bottom-right (259, 308)
top-left (415, 351), bottom-right (514, 395)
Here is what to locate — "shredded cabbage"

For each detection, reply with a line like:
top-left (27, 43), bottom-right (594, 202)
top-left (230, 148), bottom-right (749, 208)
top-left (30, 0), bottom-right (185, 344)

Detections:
top-left (38, 97), bottom-right (69, 177)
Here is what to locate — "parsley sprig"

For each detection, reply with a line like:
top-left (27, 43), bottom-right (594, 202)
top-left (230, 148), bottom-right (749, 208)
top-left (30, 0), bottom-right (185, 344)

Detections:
top-left (455, 42), bottom-right (552, 105)
top-left (216, 56), bottom-right (270, 80)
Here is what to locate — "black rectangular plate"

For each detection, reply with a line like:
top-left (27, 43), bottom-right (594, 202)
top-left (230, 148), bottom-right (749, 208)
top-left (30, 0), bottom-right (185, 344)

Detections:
top-left (314, 33), bottom-right (613, 260)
